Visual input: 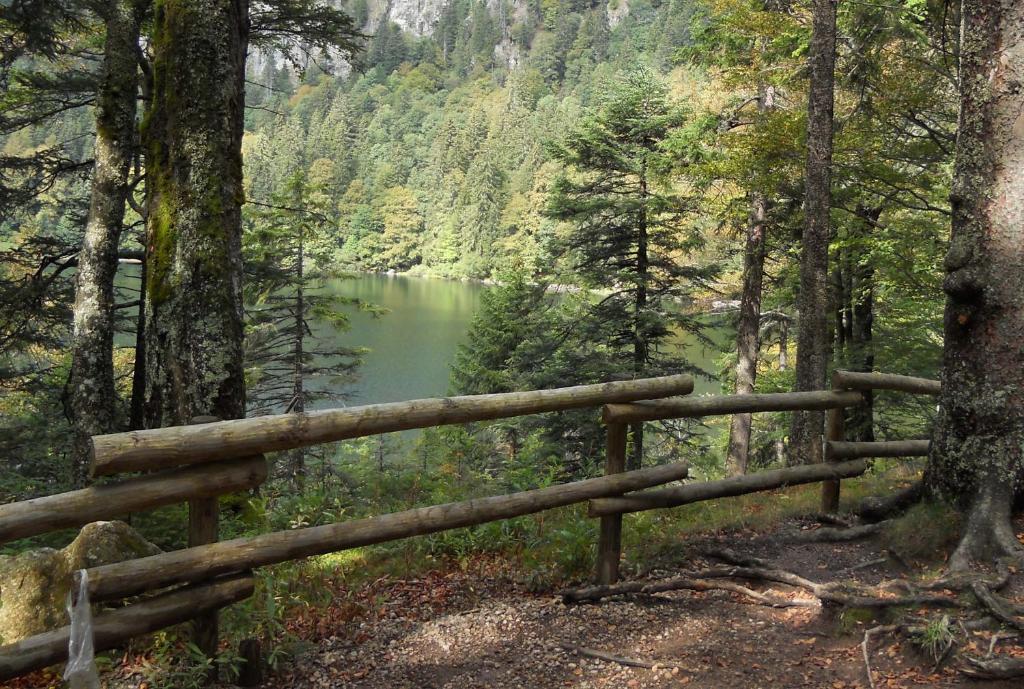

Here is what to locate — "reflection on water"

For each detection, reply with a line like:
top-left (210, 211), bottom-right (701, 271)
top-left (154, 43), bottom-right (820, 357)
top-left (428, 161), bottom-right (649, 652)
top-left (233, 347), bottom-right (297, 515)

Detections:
top-left (317, 273), bottom-right (727, 409)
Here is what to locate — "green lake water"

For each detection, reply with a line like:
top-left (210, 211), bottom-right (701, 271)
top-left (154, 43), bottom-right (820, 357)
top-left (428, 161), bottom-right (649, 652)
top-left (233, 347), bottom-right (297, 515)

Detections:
top-left (321, 273), bottom-right (728, 409)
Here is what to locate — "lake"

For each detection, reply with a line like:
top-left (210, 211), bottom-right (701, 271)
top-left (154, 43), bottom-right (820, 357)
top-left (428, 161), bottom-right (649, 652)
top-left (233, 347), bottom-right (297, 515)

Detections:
top-left (319, 273), bottom-right (728, 408)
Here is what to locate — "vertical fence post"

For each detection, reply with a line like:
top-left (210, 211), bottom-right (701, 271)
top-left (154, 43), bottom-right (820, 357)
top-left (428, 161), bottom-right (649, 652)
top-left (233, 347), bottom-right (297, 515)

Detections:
top-left (821, 375), bottom-right (845, 513)
top-left (596, 422), bottom-right (628, 584)
top-left (189, 416), bottom-right (221, 682)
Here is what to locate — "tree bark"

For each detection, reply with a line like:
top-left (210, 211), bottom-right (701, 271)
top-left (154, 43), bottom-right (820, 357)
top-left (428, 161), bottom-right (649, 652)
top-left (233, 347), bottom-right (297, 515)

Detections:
top-left (726, 190), bottom-right (767, 476)
top-left (143, 0), bottom-right (249, 427)
top-left (847, 205), bottom-right (878, 442)
top-left (66, 1), bottom-right (143, 486)
top-left (789, 0), bottom-right (837, 465)
top-left (929, 0), bottom-right (1024, 571)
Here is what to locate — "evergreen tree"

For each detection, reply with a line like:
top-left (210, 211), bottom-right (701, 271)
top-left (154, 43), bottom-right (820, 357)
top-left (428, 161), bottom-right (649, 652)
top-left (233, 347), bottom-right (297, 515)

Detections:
top-left (245, 170), bottom-right (368, 483)
top-left (545, 68), bottom-right (717, 469)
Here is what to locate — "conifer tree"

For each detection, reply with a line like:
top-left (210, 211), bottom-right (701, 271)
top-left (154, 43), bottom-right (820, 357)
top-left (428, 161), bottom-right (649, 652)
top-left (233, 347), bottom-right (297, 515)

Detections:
top-left (545, 68), bottom-right (716, 469)
top-left (245, 169), bottom-right (367, 483)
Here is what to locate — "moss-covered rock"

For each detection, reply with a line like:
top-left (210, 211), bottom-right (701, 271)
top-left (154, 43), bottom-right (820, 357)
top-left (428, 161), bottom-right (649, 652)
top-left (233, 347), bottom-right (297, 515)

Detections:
top-left (0, 548), bottom-right (70, 643)
top-left (0, 521), bottom-right (162, 644)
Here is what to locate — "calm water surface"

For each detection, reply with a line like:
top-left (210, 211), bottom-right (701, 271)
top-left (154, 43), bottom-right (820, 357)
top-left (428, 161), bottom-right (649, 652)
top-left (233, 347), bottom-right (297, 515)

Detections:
top-left (322, 274), bottom-right (726, 408)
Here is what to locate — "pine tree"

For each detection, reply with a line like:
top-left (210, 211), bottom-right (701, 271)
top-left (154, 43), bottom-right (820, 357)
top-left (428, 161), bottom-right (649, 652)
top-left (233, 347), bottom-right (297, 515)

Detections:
top-left (244, 170), bottom-right (366, 483)
top-left (545, 67), bottom-right (717, 469)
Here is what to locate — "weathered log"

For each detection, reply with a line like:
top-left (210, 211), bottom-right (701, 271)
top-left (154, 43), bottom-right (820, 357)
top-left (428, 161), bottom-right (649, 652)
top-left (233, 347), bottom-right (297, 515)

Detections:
top-left (602, 390), bottom-right (863, 424)
top-left (821, 397), bottom-right (845, 513)
top-left (595, 423), bottom-right (627, 585)
top-left (0, 456), bottom-right (266, 545)
top-left (91, 375), bottom-right (695, 476)
top-left (832, 370), bottom-right (940, 396)
top-left (588, 459), bottom-right (867, 517)
top-left (86, 461), bottom-right (689, 602)
top-left (0, 574), bottom-right (253, 680)
top-left (826, 440), bottom-right (930, 460)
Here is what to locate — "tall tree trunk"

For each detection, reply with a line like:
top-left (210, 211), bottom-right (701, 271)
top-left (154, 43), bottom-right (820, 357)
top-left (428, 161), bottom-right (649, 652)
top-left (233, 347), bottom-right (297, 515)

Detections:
top-left (290, 223), bottom-right (306, 485)
top-left (775, 316), bottom-right (789, 465)
top-left (66, 1), bottom-right (142, 486)
top-left (725, 191), bottom-right (767, 476)
top-left (846, 205), bottom-right (877, 442)
top-left (789, 0), bottom-right (837, 465)
top-left (725, 81), bottom-right (775, 477)
top-left (143, 0), bottom-right (249, 427)
top-left (630, 159), bottom-right (649, 471)
top-left (929, 0), bottom-right (1024, 571)
top-left (129, 258), bottom-right (147, 430)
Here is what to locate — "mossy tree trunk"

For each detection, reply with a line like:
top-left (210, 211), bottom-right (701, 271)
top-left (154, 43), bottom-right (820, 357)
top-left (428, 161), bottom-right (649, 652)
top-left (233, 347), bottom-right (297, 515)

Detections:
top-left (66, 1), bottom-right (144, 486)
top-left (143, 0), bottom-right (249, 427)
top-left (929, 0), bottom-right (1024, 571)
top-left (789, 0), bottom-right (837, 465)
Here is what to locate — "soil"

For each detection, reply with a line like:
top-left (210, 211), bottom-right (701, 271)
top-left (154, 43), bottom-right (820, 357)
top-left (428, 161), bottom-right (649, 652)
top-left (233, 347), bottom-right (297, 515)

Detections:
top-left (259, 517), bottom-right (1024, 689)
top-left (14, 515), bottom-right (1022, 689)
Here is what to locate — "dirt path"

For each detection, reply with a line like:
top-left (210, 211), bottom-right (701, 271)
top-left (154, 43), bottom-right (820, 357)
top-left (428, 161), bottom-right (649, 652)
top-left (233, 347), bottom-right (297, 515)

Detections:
top-left (268, 519), bottom-right (1024, 689)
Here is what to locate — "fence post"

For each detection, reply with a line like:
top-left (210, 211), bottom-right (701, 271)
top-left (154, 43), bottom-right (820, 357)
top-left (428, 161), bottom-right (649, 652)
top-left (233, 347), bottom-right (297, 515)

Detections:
top-left (189, 416), bottom-right (221, 682)
top-left (596, 422), bottom-right (628, 584)
top-left (821, 375), bottom-right (845, 513)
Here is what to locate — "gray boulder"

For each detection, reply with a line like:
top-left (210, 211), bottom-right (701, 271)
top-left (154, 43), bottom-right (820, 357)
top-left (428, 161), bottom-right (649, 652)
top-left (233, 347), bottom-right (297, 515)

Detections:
top-left (0, 521), bottom-right (161, 643)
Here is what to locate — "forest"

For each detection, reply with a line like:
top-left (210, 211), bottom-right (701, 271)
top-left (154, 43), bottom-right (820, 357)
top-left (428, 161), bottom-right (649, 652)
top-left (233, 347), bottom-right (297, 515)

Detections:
top-left (0, 0), bottom-right (1023, 686)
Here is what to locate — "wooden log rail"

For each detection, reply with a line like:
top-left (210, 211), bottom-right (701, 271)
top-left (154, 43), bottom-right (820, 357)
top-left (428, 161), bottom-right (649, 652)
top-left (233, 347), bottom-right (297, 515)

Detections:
top-left (84, 461), bottom-right (690, 603)
top-left (822, 370), bottom-right (939, 512)
top-left (589, 459), bottom-right (869, 517)
top-left (90, 375), bottom-right (695, 477)
top-left (826, 440), bottom-right (930, 460)
top-left (0, 457), bottom-right (266, 545)
top-left (603, 390), bottom-right (864, 424)
top-left (0, 372), bottom-right (942, 681)
top-left (831, 370), bottom-right (941, 396)
top-left (0, 574), bottom-right (254, 681)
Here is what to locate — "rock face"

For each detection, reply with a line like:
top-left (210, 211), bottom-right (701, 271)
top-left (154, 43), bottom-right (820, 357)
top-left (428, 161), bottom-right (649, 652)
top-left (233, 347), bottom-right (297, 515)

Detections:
top-left (387, 0), bottom-right (449, 36)
top-left (0, 521), bottom-right (161, 644)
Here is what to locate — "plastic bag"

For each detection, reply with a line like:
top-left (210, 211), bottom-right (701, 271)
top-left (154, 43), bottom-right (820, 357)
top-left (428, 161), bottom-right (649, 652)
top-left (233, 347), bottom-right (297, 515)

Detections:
top-left (64, 569), bottom-right (100, 689)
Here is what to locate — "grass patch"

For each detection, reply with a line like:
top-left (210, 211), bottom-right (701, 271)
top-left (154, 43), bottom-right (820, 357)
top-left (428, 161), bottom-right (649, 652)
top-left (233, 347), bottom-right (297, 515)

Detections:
top-left (881, 499), bottom-right (961, 564)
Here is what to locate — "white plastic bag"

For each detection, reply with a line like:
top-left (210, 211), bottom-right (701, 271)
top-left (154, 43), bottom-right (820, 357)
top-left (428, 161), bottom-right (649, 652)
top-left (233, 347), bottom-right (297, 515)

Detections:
top-left (64, 569), bottom-right (100, 689)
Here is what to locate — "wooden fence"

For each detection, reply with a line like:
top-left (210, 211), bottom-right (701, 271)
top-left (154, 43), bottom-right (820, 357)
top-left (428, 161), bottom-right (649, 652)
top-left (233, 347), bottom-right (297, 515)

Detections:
top-left (0, 371), bottom-right (939, 681)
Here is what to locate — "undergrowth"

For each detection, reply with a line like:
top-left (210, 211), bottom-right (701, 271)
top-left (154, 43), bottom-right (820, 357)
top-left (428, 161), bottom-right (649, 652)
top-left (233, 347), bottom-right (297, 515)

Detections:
top-left (106, 459), bottom-right (923, 685)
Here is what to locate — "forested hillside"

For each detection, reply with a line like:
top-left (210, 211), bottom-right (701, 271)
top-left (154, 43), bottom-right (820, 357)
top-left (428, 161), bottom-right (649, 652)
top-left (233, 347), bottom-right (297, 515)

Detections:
top-left (243, 0), bottom-right (696, 279)
top-left (9, 0), bottom-right (1024, 684)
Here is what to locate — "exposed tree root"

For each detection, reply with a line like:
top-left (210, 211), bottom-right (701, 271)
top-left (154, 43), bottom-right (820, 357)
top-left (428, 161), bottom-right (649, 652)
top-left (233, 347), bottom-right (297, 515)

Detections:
top-left (564, 548), bottom-right (960, 609)
top-left (924, 559), bottom-right (1011, 592)
top-left (970, 582), bottom-right (1024, 632)
top-left (861, 624), bottom-right (899, 689)
top-left (702, 549), bottom-right (960, 609)
top-left (784, 521), bottom-right (888, 543)
top-left (947, 479), bottom-right (1024, 573)
top-left (857, 480), bottom-right (925, 522)
top-left (961, 655), bottom-right (1024, 679)
top-left (559, 643), bottom-right (689, 670)
top-left (560, 574), bottom-right (816, 607)
top-left (812, 513), bottom-right (857, 528)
